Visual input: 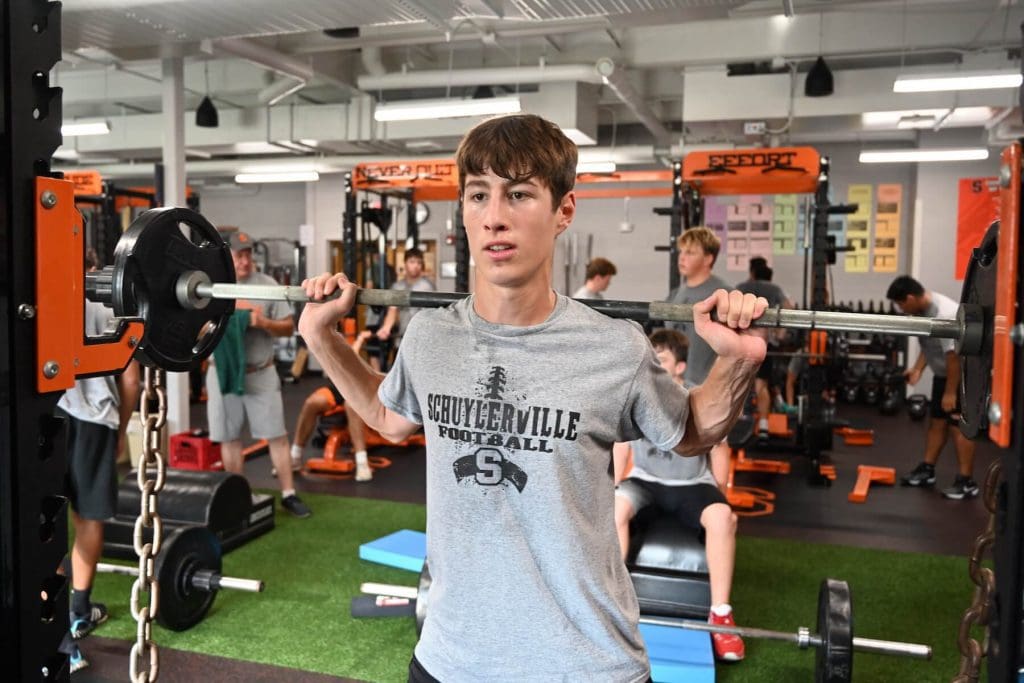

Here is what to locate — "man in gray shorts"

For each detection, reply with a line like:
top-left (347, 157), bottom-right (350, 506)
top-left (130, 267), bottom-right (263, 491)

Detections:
top-left (206, 231), bottom-right (311, 518)
top-left (299, 114), bottom-right (769, 682)
top-left (58, 263), bottom-right (141, 672)
top-left (614, 328), bottom-right (744, 662)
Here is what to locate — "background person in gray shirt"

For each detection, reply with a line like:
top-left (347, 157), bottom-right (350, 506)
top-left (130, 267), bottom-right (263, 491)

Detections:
top-left (886, 275), bottom-right (978, 500)
top-left (572, 256), bottom-right (617, 299)
top-left (613, 328), bottom-right (744, 662)
top-left (666, 226), bottom-right (735, 485)
top-left (299, 114), bottom-right (769, 683)
top-left (377, 246), bottom-right (436, 346)
top-left (736, 257), bottom-right (792, 439)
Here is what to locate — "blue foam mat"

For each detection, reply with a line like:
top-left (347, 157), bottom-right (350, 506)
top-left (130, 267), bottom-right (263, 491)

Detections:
top-left (640, 622), bottom-right (715, 683)
top-left (359, 529), bottom-right (427, 573)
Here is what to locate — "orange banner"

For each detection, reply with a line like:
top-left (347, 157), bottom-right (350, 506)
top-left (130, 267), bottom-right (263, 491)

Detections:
top-left (353, 159), bottom-right (460, 202)
top-left (683, 147), bottom-right (820, 196)
top-left (955, 177), bottom-right (999, 280)
top-left (65, 170), bottom-right (103, 196)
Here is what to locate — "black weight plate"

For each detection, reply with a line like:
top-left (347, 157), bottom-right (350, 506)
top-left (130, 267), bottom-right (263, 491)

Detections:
top-left (154, 526), bottom-right (222, 631)
top-left (415, 560), bottom-right (431, 636)
top-left (815, 578), bottom-right (853, 683)
top-left (958, 221), bottom-right (998, 439)
top-left (112, 207), bottom-right (235, 371)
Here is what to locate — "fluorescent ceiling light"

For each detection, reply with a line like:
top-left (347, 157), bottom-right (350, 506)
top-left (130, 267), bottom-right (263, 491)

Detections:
top-left (863, 107), bottom-right (995, 130)
top-left (893, 71), bottom-right (1023, 93)
top-left (374, 96), bottom-right (521, 122)
top-left (859, 148), bottom-right (989, 164)
top-left (61, 121), bottom-right (110, 136)
top-left (896, 115), bottom-right (939, 130)
top-left (576, 161), bottom-right (616, 173)
top-left (235, 170), bottom-right (320, 183)
top-left (563, 128), bottom-right (597, 146)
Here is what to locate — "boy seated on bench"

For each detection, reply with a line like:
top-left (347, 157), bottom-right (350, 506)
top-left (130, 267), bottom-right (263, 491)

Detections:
top-left (291, 331), bottom-right (374, 482)
top-left (613, 328), bottom-right (744, 662)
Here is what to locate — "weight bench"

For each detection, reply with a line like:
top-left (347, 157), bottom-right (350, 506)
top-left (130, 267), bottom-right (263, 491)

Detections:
top-left (306, 405), bottom-right (424, 475)
top-left (627, 510), bottom-right (711, 619)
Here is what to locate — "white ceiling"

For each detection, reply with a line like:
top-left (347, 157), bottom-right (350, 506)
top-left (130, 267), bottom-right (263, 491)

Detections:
top-left (52, 0), bottom-right (1024, 180)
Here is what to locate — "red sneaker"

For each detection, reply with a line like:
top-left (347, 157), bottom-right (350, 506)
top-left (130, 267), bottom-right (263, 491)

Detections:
top-left (709, 609), bottom-right (745, 662)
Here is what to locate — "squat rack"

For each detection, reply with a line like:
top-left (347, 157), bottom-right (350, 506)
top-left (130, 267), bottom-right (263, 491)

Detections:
top-left (681, 146), bottom-right (860, 484)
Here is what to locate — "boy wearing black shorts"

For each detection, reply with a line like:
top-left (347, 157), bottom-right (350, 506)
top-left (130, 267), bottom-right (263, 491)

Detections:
top-left (613, 328), bottom-right (744, 662)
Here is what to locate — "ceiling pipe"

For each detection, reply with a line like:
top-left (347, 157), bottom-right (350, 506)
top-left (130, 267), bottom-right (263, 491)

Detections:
top-left (205, 37), bottom-right (362, 98)
top-left (258, 77), bottom-right (308, 106)
top-left (208, 37), bottom-right (315, 81)
top-left (357, 63), bottom-right (603, 90)
top-left (595, 57), bottom-right (673, 150)
top-left (362, 46), bottom-right (387, 77)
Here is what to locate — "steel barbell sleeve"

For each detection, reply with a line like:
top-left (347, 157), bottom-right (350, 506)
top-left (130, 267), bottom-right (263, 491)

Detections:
top-left (638, 615), bottom-right (932, 660)
top-left (95, 561), bottom-right (265, 593)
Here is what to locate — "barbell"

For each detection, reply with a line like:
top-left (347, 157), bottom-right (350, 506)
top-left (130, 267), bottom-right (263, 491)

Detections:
top-left (355, 564), bottom-right (931, 683)
top-left (81, 206), bottom-right (997, 438)
top-left (95, 526), bottom-right (264, 631)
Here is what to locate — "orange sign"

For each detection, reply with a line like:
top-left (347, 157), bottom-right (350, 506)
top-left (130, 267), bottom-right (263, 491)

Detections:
top-left (683, 147), bottom-right (820, 196)
top-left (353, 159), bottom-right (460, 202)
top-left (66, 170), bottom-right (103, 196)
top-left (955, 177), bottom-right (1000, 280)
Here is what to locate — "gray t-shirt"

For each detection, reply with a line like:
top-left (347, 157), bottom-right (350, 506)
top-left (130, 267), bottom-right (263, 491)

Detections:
top-left (57, 301), bottom-right (121, 429)
top-left (379, 295), bottom-right (689, 682)
top-left (239, 271), bottom-right (293, 366)
top-left (736, 279), bottom-right (787, 307)
top-left (666, 273), bottom-right (731, 385)
top-left (572, 284), bottom-right (602, 300)
top-left (392, 276), bottom-right (436, 337)
top-left (628, 380), bottom-right (714, 486)
top-left (917, 291), bottom-right (959, 377)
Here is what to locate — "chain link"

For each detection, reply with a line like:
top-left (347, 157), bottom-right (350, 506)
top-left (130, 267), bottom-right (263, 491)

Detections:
top-left (952, 458), bottom-right (1001, 683)
top-left (131, 367), bottom-right (167, 683)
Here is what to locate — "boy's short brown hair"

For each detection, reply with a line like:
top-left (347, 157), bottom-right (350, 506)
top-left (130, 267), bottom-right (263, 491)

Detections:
top-left (585, 258), bottom-right (617, 280)
top-left (649, 328), bottom-right (689, 364)
top-left (455, 114), bottom-right (578, 210)
top-left (404, 247), bottom-right (424, 263)
top-left (677, 227), bottom-right (721, 266)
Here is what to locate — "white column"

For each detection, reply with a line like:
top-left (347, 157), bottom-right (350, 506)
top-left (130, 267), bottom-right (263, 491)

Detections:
top-left (161, 53), bottom-right (190, 435)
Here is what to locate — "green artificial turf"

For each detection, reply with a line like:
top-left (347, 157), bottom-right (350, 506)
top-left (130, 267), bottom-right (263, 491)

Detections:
top-left (89, 492), bottom-right (980, 682)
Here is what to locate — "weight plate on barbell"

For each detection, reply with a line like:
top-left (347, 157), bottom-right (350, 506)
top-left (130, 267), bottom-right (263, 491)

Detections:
top-left (958, 220), bottom-right (998, 439)
top-left (816, 578), bottom-right (853, 683)
top-left (154, 526), bottom-right (222, 631)
top-left (111, 207), bottom-right (235, 371)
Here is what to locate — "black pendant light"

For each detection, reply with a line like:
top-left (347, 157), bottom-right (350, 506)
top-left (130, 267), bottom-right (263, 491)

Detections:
top-left (196, 62), bottom-right (219, 128)
top-left (805, 56), bottom-right (834, 97)
top-left (805, 12), bottom-right (834, 98)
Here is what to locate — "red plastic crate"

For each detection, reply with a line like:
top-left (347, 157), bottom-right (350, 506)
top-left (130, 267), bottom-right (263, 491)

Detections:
top-left (169, 431), bottom-right (223, 471)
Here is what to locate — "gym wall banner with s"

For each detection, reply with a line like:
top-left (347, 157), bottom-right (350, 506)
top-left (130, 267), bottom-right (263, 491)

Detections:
top-left (956, 177), bottom-right (999, 280)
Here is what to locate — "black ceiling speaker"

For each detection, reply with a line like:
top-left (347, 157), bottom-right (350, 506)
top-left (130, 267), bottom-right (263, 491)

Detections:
top-left (805, 56), bottom-right (834, 97)
top-left (196, 95), bottom-right (219, 128)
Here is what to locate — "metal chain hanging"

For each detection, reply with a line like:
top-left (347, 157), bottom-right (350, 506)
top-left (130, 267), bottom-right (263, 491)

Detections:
top-left (952, 458), bottom-right (1001, 683)
top-left (129, 366), bottom-right (168, 683)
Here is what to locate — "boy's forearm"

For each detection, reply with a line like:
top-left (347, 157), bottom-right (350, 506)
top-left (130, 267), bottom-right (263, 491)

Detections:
top-left (676, 356), bottom-right (759, 456)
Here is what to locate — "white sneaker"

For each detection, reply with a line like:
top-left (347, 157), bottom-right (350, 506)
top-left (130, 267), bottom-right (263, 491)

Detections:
top-left (355, 462), bottom-right (373, 482)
